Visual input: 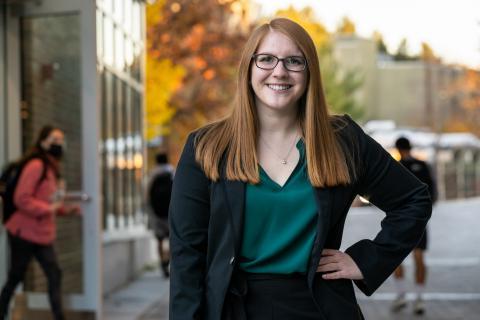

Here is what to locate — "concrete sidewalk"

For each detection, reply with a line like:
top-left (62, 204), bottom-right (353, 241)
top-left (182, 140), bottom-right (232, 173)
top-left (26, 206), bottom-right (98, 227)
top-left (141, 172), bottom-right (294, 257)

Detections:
top-left (103, 198), bottom-right (480, 319)
top-left (103, 270), bottom-right (169, 320)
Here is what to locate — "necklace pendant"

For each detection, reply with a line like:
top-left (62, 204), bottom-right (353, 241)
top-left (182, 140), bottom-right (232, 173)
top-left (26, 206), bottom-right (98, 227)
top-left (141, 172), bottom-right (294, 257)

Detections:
top-left (281, 159), bottom-right (287, 165)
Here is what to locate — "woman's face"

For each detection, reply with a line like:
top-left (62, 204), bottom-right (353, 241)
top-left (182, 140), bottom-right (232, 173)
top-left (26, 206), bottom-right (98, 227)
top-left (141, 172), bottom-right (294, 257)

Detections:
top-left (250, 30), bottom-right (308, 114)
top-left (41, 129), bottom-right (65, 150)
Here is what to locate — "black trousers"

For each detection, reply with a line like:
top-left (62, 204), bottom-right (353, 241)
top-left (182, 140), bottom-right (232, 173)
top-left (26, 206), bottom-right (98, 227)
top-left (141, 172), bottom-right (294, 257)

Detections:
top-left (244, 273), bottom-right (323, 320)
top-left (0, 233), bottom-right (64, 320)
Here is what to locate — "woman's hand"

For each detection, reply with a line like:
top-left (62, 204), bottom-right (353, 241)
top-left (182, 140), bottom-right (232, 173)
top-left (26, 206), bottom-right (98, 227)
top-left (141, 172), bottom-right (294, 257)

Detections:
top-left (50, 201), bottom-right (64, 214)
top-left (67, 204), bottom-right (82, 216)
top-left (317, 249), bottom-right (364, 280)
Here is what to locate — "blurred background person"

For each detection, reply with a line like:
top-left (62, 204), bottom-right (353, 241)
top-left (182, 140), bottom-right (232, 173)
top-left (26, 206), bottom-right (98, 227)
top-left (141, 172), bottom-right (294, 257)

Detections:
top-left (147, 152), bottom-right (174, 278)
top-left (391, 136), bottom-right (437, 315)
top-left (0, 125), bottom-right (80, 320)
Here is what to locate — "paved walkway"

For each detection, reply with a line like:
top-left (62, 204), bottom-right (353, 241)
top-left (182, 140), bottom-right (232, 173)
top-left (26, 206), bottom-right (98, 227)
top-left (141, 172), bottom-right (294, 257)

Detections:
top-left (103, 271), bottom-right (169, 320)
top-left (103, 197), bottom-right (480, 319)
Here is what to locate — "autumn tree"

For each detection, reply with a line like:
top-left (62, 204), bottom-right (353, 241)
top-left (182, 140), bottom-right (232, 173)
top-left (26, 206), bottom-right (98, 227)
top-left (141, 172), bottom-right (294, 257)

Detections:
top-left (420, 42), bottom-right (440, 63)
top-left (443, 69), bottom-right (480, 136)
top-left (146, 0), bottom-right (185, 144)
top-left (147, 0), bottom-right (251, 161)
top-left (336, 16), bottom-right (356, 35)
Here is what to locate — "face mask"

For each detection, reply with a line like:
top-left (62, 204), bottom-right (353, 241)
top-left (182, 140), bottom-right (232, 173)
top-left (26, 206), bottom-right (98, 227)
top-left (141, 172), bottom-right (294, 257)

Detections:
top-left (48, 144), bottom-right (64, 159)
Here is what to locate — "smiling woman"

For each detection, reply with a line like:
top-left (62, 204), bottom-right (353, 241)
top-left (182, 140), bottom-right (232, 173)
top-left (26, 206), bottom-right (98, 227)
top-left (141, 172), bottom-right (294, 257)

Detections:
top-left (250, 31), bottom-right (308, 117)
top-left (169, 18), bottom-right (432, 320)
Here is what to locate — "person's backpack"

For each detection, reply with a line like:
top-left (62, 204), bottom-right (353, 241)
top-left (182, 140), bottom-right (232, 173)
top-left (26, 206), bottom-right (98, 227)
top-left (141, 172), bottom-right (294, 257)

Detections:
top-left (0, 157), bottom-right (47, 224)
top-left (0, 161), bottom-right (24, 224)
top-left (149, 171), bottom-right (173, 219)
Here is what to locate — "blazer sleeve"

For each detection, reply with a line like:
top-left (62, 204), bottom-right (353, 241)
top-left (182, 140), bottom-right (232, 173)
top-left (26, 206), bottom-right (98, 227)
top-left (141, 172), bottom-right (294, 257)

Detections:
top-left (343, 116), bottom-right (432, 296)
top-left (169, 132), bottom-right (211, 320)
top-left (13, 159), bottom-right (52, 217)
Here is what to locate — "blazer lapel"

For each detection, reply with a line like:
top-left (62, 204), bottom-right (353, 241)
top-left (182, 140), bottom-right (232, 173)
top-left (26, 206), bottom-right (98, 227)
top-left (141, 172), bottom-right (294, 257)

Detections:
top-left (222, 179), bottom-right (246, 256)
top-left (307, 187), bottom-right (332, 287)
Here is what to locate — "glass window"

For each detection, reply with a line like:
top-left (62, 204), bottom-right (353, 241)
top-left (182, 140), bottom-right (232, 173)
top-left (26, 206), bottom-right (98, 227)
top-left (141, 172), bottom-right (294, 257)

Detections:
top-left (103, 16), bottom-right (114, 66)
top-left (125, 39), bottom-right (134, 74)
top-left (104, 0), bottom-right (113, 12)
top-left (132, 44), bottom-right (142, 82)
top-left (113, 0), bottom-right (123, 24)
top-left (132, 1), bottom-right (141, 41)
top-left (115, 77), bottom-right (125, 223)
top-left (124, 0), bottom-right (132, 34)
top-left (99, 0), bottom-right (146, 230)
top-left (115, 29), bottom-right (125, 71)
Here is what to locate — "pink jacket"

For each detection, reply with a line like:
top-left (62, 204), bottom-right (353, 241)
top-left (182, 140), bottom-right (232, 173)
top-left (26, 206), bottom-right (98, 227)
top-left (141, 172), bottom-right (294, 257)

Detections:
top-left (6, 158), bottom-right (65, 245)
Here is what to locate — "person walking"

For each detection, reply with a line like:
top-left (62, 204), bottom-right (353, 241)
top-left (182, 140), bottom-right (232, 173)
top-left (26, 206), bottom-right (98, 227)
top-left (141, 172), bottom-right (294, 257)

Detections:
top-left (0, 125), bottom-right (79, 320)
top-left (391, 136), bottom-right (436, 315)
top-left (169, 18), bottom-right (432, 320)
top-left (147, 153), bottom-right (174, 278)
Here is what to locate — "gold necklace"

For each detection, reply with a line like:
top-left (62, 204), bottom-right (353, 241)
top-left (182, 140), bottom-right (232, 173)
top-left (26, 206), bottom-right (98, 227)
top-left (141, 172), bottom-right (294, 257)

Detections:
top-left (260, 132), bottom-right (299, 165)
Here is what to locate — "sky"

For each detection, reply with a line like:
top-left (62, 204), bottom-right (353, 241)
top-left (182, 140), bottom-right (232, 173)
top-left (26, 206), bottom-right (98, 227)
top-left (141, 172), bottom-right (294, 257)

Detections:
top-left (252, 0), bottom-right (480, 69)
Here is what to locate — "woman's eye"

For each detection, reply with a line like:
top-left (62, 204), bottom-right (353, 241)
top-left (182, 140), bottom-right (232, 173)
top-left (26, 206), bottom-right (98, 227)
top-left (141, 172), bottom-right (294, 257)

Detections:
top-left (287, 57), bottom-right (303, 65)
top-left (259, 55), bottom-right (274, 63)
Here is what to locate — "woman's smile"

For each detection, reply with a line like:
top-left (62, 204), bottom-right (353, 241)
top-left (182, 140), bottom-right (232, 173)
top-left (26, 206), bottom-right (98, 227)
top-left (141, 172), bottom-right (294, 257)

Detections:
top-left (266, 83), bottom-right (293, 92)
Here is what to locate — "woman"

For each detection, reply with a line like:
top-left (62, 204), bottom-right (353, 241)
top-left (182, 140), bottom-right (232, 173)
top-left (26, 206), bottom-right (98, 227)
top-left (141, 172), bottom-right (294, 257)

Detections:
top-left (0, 125), bottom-right (78, 320)
top-left (169, 18), bottom-right (432, 320)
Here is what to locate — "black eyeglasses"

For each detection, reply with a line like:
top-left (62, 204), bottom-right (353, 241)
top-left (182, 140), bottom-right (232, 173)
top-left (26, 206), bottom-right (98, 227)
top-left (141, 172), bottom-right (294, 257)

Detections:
top-left (252, 54), bottom-right (307, 72)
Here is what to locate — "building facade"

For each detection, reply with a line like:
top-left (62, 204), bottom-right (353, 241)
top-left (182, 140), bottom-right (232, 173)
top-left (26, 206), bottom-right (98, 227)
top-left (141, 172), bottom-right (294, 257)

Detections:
top-left (333, 35), bottom-right (477, 133)
top-left (0, 0), bottom-right (153, 318)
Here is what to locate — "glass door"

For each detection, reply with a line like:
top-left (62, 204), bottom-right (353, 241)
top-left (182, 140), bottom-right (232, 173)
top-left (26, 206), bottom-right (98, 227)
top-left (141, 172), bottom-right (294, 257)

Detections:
top-left (6, 0), bottom-right (101, 318)
top-left (20, 12), bottom-right (85, 296)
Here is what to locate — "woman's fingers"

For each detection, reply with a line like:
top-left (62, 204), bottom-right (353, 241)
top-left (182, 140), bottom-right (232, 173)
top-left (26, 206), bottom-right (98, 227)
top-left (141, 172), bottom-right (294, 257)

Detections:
top-left (317, 249), bottom-right (364, 280)
top-left (321, 249), bottom-right (339, 256)
top-left (316, 262), bottom-right (339, 272)
top-left (318, 255), bottom-right (337, 266)
top-left (322, 271), bottom-right (344, 280)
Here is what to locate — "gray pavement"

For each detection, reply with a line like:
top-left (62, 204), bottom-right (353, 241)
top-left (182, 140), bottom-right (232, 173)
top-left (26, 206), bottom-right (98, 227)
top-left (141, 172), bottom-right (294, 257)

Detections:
top-left (103, 197), bottom-right (480, 319)
top-left (103, 270), bottom-right (169, 320)
top-left (344, 197), bottom-right (480, 319)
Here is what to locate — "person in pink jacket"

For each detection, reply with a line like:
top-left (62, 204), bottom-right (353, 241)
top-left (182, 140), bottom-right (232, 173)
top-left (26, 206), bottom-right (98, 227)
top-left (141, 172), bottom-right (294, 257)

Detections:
top-left (0, 125), bottom-right (79, 320)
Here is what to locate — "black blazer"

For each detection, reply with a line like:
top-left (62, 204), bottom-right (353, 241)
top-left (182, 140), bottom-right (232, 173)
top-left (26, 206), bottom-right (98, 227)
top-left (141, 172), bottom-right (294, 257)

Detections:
top-left (169, 115), bottom-right (432, 320)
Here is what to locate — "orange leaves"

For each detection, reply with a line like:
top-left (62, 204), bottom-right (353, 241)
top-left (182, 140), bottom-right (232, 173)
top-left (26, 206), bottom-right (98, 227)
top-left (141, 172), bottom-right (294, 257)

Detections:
top-left (185, 24), bottom-right (205, 51)
top-left (211, 46), bottom-right (229, 60)
top-left (146, 0), bottom-right (250, 151)
top-left (193, 57), bottom-right (207, 70)
top-left (203, 69), bottom-right (216, 80)
top-left (161, 33), bottom-right (171, 44)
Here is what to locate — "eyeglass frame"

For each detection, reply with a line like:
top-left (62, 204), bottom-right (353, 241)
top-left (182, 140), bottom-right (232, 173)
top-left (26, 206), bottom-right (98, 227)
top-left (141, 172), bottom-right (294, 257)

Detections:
top-left (251, 53), bottom-right (308, 72)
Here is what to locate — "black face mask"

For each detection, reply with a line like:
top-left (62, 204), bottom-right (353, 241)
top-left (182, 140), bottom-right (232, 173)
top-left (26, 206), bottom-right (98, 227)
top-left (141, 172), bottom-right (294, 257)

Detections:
top-left (47, 144), bottom-right (64, 159)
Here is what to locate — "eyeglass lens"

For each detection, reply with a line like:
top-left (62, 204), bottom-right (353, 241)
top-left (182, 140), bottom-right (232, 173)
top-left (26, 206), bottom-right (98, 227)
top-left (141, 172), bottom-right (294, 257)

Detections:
top-left (254, 54), bottom-right (306, 71)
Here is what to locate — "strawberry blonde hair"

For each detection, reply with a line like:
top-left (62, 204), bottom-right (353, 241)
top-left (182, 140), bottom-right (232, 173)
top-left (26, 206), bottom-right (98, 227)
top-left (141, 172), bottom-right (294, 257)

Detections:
top-left (194, 18), bottom-right (351, 187)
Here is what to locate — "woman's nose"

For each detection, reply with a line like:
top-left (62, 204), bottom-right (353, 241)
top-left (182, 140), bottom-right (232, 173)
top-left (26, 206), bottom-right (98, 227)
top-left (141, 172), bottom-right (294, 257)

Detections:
top-left (271, 60), bottom-right (289, 77)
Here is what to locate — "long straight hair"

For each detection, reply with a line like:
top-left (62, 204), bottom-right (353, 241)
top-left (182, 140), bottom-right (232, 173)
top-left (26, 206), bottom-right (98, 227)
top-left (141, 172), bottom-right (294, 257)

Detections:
top-left (194, 18), bottom-right (351, 187)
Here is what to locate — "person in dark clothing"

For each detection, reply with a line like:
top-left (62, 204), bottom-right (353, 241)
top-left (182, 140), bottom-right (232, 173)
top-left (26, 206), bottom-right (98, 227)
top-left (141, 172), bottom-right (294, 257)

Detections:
top-left (391, 136), bottom-right (436, 315)
top-left (0, 125), bottom-right (80, 320)
top-left (147, 153), bottom-right (174, 278)
top-left (169, 18), bottom-right (431, 320)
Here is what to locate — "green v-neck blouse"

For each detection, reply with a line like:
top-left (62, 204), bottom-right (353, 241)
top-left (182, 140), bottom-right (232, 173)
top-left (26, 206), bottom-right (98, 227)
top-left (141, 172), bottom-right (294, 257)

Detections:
top-left (239, 139), bottom-right (318, 274)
